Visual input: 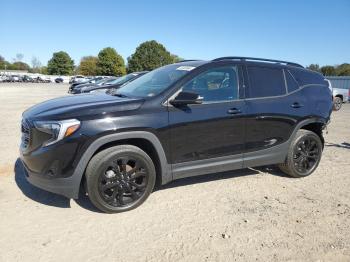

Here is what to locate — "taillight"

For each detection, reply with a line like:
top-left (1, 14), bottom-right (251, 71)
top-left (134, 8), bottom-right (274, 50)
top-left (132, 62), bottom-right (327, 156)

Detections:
top-left (348, 89), bottom-right (350, 96)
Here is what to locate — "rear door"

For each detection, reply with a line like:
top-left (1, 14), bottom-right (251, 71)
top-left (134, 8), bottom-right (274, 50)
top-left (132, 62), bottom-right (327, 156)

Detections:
top-left (244, 64), bottom-right (308, 159)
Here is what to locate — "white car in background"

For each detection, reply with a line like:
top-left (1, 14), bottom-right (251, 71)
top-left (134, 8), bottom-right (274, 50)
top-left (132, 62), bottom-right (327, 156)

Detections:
top-left (69, 75), bottom-right (89, 84)
top-left (326, 79), bottom-right (349, 111)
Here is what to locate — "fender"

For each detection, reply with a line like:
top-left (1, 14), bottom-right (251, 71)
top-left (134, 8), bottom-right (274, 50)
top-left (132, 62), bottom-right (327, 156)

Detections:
top-left (290, 117), bottom-right (328, 142)
top-left (69, 131), bottom-right (172, 199)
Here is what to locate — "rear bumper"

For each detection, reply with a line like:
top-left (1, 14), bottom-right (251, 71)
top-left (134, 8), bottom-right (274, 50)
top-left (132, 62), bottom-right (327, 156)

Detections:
top-left (21, 159), bottom-right (81, 199)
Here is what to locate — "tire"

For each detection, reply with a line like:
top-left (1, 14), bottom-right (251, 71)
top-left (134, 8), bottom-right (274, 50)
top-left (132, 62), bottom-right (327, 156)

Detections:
top-left (333, 97), bottom-right (342, 111)
top-left (278, 130), bottom-right (323, 178)
top-left (85, 145), bottom-right (156, 213)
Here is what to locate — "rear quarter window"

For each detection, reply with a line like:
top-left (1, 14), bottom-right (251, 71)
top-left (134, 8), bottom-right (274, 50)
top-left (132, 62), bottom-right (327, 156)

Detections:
top-left (289, 68), bottom-right (326, 86)
top-left (247, 66), bottom-right (286, 98)
top-left (285, 69), bottom-right (299, 93)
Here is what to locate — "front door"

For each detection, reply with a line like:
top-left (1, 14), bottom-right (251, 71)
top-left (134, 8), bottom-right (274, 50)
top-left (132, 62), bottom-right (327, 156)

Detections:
top-left (167, 64), bottom-right (246, 177)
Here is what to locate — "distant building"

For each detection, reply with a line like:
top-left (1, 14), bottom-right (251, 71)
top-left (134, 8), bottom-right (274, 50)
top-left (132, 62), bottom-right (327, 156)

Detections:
top-left (326, 76), bottom-right (350, 90)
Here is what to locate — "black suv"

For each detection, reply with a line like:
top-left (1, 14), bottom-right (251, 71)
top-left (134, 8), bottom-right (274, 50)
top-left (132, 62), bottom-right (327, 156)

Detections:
top-left (20, 57), bottom-right (332, 213)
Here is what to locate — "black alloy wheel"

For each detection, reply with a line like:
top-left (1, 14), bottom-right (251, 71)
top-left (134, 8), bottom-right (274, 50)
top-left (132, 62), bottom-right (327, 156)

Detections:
top-left (98, 157), bottom-right (148, 207)
top-left (292, 136), bottom-right (321, 175)
top-left (86, 145), bottom-right (156, 213)
top-left (278, 129), bottom-right (323, 178)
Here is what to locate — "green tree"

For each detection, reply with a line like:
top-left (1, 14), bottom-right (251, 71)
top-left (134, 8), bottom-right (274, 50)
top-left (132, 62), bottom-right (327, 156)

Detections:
top-left (127, 40), bottom-right (174, 72)
top-left (97, 47), bottom-right (126, 76)
top-left (336, 63), bottom-right (350, 76)
top-left (47, 51), bottom-right (74, 75)
top-left (79, 56), bottom-right (98, 75)
top-left (0, 55), bottom-right (5, 69)
top-left (40, 66), bottom-right (48, 75)
top-left (306, 64), bottom-right (320, 72)
top-left (171, 54), bottom-right (184, 63)
top-left (320, 65), bottom-right (336, 76)
top-left (4, 61), bottom-right (13, 70)
top-left (12, 61), bottom-right (30, 71)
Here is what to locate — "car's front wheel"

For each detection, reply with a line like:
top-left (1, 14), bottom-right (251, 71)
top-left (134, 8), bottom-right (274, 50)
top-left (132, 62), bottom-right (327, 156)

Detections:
top-left (85, 145), bottom-right (156, 213)
top-left (278, 129), bottom-right (323, 178)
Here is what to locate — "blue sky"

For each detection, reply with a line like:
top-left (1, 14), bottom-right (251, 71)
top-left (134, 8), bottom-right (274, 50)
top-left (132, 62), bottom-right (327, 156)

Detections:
top-left (1, 0), bottom-right (349, 67)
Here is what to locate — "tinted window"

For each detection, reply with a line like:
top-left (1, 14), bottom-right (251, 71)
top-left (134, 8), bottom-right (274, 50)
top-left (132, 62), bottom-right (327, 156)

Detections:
top-left (182, 66), bottom-right (239, 102)
top-left (247, 66), bottom-right (286, 98)
top-left (285, 70), bottom-right (299, 92)
top-left (289, 68), bottom-right (326, 86)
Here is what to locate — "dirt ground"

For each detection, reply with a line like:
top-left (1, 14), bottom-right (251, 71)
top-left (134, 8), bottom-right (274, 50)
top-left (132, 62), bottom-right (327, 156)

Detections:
top-left (0, 83), bottom-right (349, 262)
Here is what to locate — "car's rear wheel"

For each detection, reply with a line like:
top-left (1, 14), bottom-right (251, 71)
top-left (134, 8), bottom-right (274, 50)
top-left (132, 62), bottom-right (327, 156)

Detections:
top-left (85, 145), bottom-right (156, 213)
top-left (279, 129), bottom-right (322, 178)
top-left (333, 97), bottom-right (342, 111)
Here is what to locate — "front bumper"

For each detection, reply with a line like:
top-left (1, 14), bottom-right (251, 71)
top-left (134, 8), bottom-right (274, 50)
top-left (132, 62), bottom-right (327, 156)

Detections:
top-left (19, 137), bottom-right (87, 199)
top-left (21, 159), bottom-right (81, 199)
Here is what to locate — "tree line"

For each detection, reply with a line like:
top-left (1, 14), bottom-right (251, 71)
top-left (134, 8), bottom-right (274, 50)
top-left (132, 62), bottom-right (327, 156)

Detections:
top-left (306, 63), bottom-right (350, 76)
top-left (0, 40), bottom-right (182, 76)
top-left (1, 41), bottom-right (349, 76)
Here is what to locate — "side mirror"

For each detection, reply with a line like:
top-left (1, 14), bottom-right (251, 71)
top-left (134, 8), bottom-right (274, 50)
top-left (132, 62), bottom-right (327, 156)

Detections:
top-left (169, 91), bottom-right (203, 106)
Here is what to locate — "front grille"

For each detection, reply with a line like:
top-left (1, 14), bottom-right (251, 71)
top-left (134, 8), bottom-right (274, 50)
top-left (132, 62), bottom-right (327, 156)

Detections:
top-left (21, 119), bottom-right (31, 149)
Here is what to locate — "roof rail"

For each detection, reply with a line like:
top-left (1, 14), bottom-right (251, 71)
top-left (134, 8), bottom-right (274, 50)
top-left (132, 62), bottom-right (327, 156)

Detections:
top-left (212, 56), bottom-right (304, 68)
top-left (178, 59), bottom-right (200, 62)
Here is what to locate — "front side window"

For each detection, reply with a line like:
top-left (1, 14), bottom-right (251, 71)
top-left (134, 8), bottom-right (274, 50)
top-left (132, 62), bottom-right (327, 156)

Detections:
top-left (182, 66), bottom-right (239, 102)
top-left (247, 66), bottom-right (286, 98)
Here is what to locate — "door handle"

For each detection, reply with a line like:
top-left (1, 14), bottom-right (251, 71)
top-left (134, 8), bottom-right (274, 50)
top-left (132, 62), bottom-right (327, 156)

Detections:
top-left (227, 108), bottom-right (241, 114)
top-left (291, 102), bottom-right (303, 108)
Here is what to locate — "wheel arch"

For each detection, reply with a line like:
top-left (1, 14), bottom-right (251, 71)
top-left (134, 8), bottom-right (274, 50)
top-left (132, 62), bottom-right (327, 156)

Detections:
top-left (292, 118), bottom-right (327, 148)
top-left (335, 94), bottom-right (343, 101)
top-left (71, 131), bottom-right (172, 199)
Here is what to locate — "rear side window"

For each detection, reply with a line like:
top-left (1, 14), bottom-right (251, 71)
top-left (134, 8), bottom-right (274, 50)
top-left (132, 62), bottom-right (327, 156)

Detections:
top-left (285, 70), bottom-right (299, 92)
top-left (289, 68), bottom-right (326, 86)
top-left (247, 66), bottom-right (286, 98)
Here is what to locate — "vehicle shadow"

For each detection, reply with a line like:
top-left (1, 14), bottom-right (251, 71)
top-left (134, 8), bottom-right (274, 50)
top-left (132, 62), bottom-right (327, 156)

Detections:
top-left (325, 142), bottom-right (350, 150)
top-left (14, 158), bottom-right (101, 212)
top-left (15, 158), bottom-right (288, 212)
top-left (14, 158), bottom-right (70, 208)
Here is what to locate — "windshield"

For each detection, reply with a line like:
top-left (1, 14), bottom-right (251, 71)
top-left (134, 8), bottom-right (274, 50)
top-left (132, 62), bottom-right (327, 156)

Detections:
top-left (116, 64), bottom-right (195, 97)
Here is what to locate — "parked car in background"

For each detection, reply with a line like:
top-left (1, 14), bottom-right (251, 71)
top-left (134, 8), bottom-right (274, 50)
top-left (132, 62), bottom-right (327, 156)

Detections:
top-left (20, 57), bottom-right (332, 213)
top-left (33, 76), bottom-right (51, 83)
top-left (69, 75), bottom-right (87, 84)
top-left (69, 76), bottom-right (106, 90)
top-left (76, 72), bottom-right (148, 94)
top-left (326, 79), bottom-right (349, 111)
top-left (9, 75), bottom-right (20, 82)
top-left (22, 75), bottom-right (33, 82)
top-left (55, 77), bottom-right (64, 83)
top-left (0, 75), bottom-right (6, 82)
top-left (68, 77), bottom-right (117, 93)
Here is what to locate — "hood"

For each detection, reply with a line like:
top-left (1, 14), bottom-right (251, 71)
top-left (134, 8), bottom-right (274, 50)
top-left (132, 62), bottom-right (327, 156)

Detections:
top-left (23, 93), bottom-right (144, 120)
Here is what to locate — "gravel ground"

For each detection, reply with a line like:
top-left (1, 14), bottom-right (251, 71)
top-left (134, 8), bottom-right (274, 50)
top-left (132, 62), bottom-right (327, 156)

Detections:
top-left (0, 83), bottom-right (349, 262)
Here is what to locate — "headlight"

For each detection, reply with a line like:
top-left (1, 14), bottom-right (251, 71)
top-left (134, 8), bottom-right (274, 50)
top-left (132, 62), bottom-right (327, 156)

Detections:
top-left (34, 119), bottom-right (80, 146)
